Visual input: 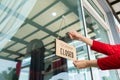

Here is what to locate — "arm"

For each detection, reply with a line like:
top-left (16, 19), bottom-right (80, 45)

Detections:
top-left (73, 53), bottom-right (120, 70)
top-left (97, 53), bottom-right (120, 70)
top-left (91, 40), bottom-right (120, 55)
top-left (68, 30), bottom-right (119, 55)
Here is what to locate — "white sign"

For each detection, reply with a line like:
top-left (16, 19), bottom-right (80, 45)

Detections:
top-left (55, 39), bottom-right (77, 60)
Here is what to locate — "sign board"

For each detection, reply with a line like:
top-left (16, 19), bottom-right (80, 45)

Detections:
top-left (55, 39), bottom-right (77, 60)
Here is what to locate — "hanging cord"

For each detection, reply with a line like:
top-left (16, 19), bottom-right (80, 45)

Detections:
top-left (57, 15), bottom-right (77, 58)
top-left (57, 15), bottom-right (77, 47)
top-left (57, 15), bottom-right (66, 39)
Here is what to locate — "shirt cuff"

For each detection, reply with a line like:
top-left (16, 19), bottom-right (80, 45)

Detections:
top-left (90, 40), bottom-right (97, 50)
top-left (97, 58), bottom-right (106, 70)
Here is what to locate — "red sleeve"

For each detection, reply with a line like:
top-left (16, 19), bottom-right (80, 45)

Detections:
top-left (91, 40), bottom-right (120, 55)
top-left (97, 53), bottom-right (120, 70)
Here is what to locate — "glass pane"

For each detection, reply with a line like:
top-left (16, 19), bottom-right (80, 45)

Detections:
top-left (67, 40), bottom-right (92, 80)
top-left (19, 57), bottom-right (30, 80)
top-left (87, 0), bottom-right (105, 21)
top-left (19, 67), bottom-right (30, 80)
top-left (19, 0), bottom-right (92, 80)
top-left (84, 8), bottom-right (118, 80)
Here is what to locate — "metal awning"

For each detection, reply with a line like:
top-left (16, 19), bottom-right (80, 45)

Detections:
top-left (106, 0), bottom-right (120, 23)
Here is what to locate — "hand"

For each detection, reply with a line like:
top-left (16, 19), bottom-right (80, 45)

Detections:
top-left (68, 30), bottom-right (82, 40)
top-left (68, 30), bottom-right (93, 46)
top-left (73, 60), bottom-right (89, 69)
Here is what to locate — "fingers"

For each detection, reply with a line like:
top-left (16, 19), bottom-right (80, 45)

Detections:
top-left (73, 60), bottom-right (78, 63)
top-left (73, 60), bottom-right (87, 69)
top-left (68, 30), bottom-right (80, 40)
top-left (68, 31), bottom-right (76, 40)
top-left (68, 33), bottom-right (73, 39)
top-left (73, 62), bottom-right (77, 68)
top-left (73, 60), bottom-right (78, 68)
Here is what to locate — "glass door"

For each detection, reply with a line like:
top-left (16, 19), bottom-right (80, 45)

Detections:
top-left (67, 41), bottom-right (92, 80)
top-left (18, 0), bottom-right (95, 80)
top-left (44, 0), bottom-right (93, 80)
top-left (84, 8), bottom-right (119, 80)
top-left (66, 0), bottom-right (93, 80)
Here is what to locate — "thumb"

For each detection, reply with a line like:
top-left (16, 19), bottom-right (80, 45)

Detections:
top-left (68, 33), bottom-right (73, 39)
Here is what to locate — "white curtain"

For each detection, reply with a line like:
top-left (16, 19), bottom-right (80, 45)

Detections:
top-left (0, 0), bottom-right (37, 50)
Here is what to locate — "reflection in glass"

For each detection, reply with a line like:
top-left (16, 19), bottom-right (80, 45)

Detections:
top-left (84, 8), bottom-right (118, 80)
top-left (87, 0), bottom-right (105, 21)
top-left (19, 0), bottom-right (92, 80)
top-left (19, 58), bottom-right (30, 80)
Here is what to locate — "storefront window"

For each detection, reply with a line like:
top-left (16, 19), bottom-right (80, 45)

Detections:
top-left (67, 40), bottom-right (92, 80)
top-left (18, 0), bottom-right (119, 80)
top-left (19, 0), bottom-right (92, 80)
top-left (87, 0), bottom-right (105, 21)
top-left (84, 8), bottom-right (118, 80)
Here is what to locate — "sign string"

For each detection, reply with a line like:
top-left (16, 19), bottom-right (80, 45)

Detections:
top-left (57, 16), bottom-right (66, 39)
top-left (57, 15), bottom-right (77, 54)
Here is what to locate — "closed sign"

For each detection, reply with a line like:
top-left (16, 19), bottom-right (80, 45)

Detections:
top-left (55, 39), bottom-right (77, 60)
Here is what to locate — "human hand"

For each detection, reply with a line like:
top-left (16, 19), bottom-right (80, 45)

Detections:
top-left (68, 30), bottom-right (82, 41)
top-left (68, 30), bottom-right (93, 46)
top-left (73, 60), bottom-right (89, 69)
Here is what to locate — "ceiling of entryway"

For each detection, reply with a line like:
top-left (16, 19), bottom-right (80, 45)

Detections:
top-left (106, 0), bottom-right (120, 23)
top-left (0, 0), bottom-right (119, 62)
top-left (0, 0), bottom-right (81, 61)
